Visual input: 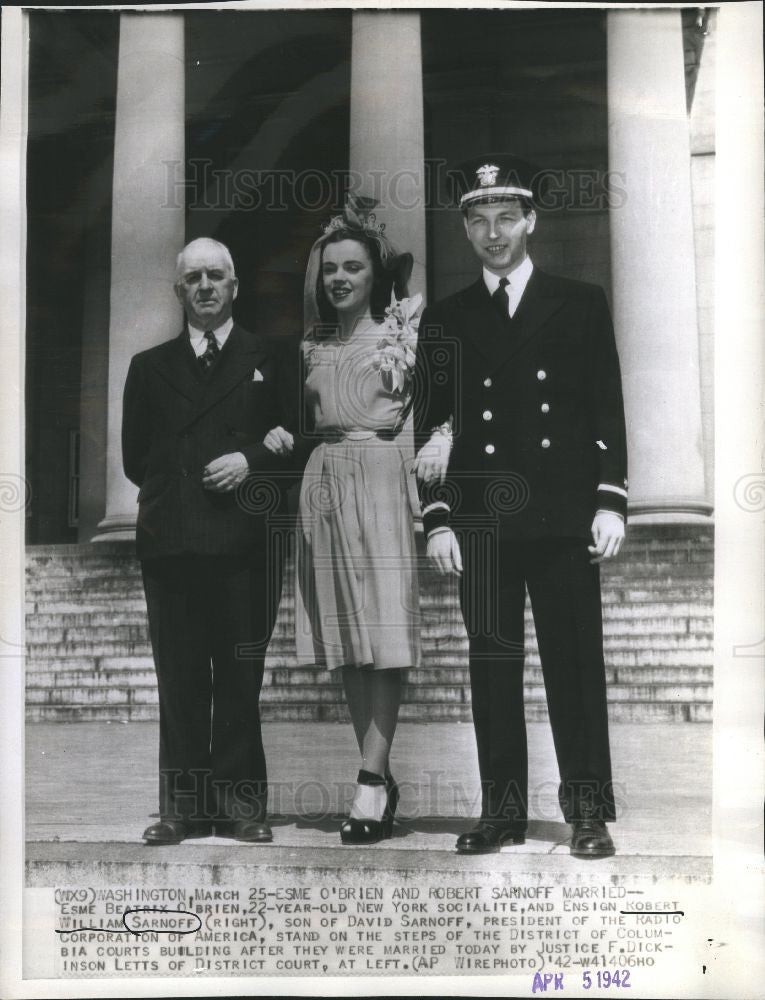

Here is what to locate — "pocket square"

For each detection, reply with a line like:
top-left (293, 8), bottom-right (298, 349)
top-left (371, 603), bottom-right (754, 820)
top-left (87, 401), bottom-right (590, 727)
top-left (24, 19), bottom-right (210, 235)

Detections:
top-left (252, 369), bottom-right (264, 382)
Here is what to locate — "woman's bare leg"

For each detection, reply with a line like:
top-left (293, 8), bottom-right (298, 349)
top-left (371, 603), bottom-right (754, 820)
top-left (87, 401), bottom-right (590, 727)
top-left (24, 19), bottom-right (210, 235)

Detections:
top-left (342, 667), bottom-right (403, 819)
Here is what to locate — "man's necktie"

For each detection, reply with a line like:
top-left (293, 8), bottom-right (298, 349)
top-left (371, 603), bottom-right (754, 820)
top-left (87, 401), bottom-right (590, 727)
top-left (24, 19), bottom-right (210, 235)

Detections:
top-left (492, 277), bottom-right (511, 320)
top-left (198, 330), bottom-right (220, 370)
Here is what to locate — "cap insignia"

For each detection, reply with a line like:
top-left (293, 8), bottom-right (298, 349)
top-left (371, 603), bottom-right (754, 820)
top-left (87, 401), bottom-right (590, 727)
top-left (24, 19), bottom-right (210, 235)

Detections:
top-left (476, 164), bottom-right (500, 187)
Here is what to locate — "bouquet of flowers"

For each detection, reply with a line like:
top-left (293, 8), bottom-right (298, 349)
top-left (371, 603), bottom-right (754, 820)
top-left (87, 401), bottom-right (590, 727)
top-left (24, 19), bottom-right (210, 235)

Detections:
top-left (371, 291), bottom-right (422, 394)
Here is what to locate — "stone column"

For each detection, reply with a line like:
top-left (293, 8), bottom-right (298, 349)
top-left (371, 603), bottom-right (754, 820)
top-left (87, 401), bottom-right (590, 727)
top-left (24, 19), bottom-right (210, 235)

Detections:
top-left (77, 164), bottom-right (112, 542)
top-left (607, 9), bottom-right (711, 521)
top-left (0, 5), bottom-right (28, 753)
top-left (349, 12), bottom-right (426, 515)
top-left (93, 13), bottom-right (185, 540)
top-left (349, 12), bottom-right (426, 298)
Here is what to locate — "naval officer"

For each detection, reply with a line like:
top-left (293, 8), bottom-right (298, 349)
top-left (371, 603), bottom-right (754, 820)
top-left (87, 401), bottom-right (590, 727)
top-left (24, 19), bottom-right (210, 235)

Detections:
top-left (414, 155), bottom-right (627, 858)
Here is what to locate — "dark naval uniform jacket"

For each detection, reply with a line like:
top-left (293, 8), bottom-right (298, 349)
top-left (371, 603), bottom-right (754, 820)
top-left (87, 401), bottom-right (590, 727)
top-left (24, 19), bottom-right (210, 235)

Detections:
top-left (414, 266), bottom-right (628, 537)
top-left (122, 323), bottom-right (294, 560)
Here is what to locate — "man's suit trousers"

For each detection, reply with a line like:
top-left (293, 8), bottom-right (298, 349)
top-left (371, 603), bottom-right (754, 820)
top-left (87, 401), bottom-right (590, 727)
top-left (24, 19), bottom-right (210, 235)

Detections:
top-left (141, 551), bottom-right (282, 824)
top-left (458, 533), bottom-right (616, 827)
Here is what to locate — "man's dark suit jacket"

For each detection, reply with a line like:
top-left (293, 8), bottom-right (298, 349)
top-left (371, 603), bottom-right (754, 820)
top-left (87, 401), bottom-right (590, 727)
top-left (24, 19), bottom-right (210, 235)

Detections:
top-left (122, 323), bottom-right (296, 560)
top-left (414, 267), bottom-right (628, 539)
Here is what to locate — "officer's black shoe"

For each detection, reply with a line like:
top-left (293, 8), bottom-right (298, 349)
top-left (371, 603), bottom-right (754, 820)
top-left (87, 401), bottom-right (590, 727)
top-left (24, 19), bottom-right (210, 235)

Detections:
top-left (456, 821), bottom-right (526, 854)
top-left (142, 819), bottom-right (213, 845)
top-left (570, 819), bottom-right (615, 859)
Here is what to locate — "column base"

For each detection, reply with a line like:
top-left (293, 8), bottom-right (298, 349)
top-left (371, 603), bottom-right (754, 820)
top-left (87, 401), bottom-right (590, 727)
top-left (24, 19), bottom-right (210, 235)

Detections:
top-left (627, 499), bottom-right (714, 525)
top-left (91, 513), bottom-right (137, 543)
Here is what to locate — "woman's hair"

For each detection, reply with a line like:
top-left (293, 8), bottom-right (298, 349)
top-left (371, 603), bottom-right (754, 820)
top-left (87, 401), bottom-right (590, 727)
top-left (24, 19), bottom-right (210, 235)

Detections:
top-left (313, 227), bottom-right (410, 330)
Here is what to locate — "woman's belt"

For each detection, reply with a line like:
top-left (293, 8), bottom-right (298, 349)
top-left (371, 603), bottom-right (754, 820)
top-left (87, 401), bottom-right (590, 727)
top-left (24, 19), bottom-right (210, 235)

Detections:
top-left (321, 428), bottom-right (400, 443)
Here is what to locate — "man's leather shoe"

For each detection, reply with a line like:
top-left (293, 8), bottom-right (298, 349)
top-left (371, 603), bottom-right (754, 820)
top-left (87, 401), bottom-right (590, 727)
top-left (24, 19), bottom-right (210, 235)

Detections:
top-left (570, 819), bottom-right (615, 859)
top-left (456, 821), bottom-right (526, 854)
top-left (142, 819), bottom-right (212, 845)
top-left (229, 818), bottom-right (273, 843)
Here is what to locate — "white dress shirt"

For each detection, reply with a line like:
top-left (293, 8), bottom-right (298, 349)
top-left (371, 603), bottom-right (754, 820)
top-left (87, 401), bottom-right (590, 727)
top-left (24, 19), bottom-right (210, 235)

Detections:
top-left (188, 316), bottom-right (234, 357)
top-left (483, 255), bottom-right (534, 318)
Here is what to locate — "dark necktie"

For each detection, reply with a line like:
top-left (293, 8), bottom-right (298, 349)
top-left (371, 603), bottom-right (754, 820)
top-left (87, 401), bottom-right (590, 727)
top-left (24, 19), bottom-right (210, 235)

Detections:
top-left (492, 276), bottom-right (511, 321)
top-left (198, 330), bottom-right (220, 371)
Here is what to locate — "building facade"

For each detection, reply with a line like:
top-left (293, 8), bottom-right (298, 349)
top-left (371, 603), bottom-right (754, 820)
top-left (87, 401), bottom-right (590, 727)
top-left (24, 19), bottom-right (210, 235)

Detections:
top-left (24, 8), bottom-right (716, 722)
top-left (26, 7), bottom-right (715, 543)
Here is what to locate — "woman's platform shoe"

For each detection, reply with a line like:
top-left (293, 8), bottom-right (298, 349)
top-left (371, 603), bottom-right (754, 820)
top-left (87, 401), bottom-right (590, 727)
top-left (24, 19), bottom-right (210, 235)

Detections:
top-left (340, 769), bottom-right (397, 845)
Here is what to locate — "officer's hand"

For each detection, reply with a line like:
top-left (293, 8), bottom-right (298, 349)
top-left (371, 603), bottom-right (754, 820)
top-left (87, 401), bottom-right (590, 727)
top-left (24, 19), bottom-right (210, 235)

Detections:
top-left (203, 452), bottom-right (249, 493)
top-left (264, 426), bottom-right (295, 456)
top-left (414, 433), bottom-right (451, 485)
top-left (588, 511), bottom-right (625, 564)
top-left (426, 528), bottom-right (463, 577)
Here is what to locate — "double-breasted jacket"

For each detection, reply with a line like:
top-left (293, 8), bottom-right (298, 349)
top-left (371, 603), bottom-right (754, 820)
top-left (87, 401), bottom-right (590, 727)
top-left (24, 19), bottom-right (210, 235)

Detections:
top-left (414, 267), bottom-right (628, 540)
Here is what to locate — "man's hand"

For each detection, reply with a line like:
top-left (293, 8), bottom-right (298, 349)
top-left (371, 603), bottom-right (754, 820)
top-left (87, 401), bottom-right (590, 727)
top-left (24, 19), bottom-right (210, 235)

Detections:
top-left (588, 511), bottom-right (625, 564)
top-left (263, 426), bottom-right (295, 456)
top-left (414, 433), bottom-right (451, 485)
top-left (427, 528), bottom-right (463, 576)
top-left (202, 452), bottom-right (249, 493)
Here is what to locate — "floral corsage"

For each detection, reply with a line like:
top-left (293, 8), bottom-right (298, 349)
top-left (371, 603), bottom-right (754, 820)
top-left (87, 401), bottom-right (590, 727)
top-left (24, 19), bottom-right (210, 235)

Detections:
top-left (370, 291), bottom-right (422, 394)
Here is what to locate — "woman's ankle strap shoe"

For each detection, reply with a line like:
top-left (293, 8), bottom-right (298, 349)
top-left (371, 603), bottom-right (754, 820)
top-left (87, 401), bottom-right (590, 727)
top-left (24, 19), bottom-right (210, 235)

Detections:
top-left (340, 769), bottom-right (395, 845)
top-left (357, 769), bottom-right (386, 786)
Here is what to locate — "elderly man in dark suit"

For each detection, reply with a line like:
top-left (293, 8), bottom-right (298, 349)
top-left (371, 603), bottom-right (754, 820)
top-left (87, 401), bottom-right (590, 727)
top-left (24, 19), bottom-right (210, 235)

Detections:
top-left (122, 237), bottom-right (294, 845)
top-left (415, 156), bottom-right (627, 858)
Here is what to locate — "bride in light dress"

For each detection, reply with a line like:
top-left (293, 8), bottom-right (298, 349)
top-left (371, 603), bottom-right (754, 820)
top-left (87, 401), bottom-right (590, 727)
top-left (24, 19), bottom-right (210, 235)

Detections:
top-left (264, 199), bottom-right (422, 845)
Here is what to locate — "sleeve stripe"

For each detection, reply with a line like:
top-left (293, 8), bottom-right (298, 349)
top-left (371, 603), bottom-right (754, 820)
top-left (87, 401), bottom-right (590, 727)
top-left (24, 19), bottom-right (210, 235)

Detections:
top-left (422, 501), bottom-right (450, 516)
top-left (598, 484), bottom-right (628, 499)
top-left (426, 525), bottom-right (452, 540)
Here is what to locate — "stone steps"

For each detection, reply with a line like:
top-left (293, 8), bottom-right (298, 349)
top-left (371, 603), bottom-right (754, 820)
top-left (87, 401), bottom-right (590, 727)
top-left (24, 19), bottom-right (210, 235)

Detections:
top-left (24, 701), bottom-right (713, 724)
top-left (25, 596), bottom-right (712, 623)
top-left (24, 638), bottom-right (714, 664)
top-left (26, 663), bottom-right (714, 689)
top-left (25, 622), bottom-right (713, 649)
top-left (26, 568), bottom-right (712, 589)
top-left (27, 679), bottom-right (712, 708)
top-left (25, 525), bottom-right (714, 722)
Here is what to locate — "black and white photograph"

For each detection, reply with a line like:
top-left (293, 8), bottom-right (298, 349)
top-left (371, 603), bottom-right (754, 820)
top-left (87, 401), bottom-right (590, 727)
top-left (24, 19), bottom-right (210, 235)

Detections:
top-left (1, 1), bottom-right (763, 997)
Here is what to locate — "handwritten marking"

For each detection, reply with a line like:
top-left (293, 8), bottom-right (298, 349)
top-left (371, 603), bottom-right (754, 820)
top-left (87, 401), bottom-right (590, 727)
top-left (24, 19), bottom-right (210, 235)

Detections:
top-left (54, 907), bottom-right (201, 936)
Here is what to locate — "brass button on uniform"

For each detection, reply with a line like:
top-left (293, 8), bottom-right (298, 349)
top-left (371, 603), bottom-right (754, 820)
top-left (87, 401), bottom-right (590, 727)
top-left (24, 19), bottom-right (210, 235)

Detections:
top-left (482, 410), bottom-right (493, 421)
top-left (537, 369), bottom-right (547, 381)
top-left (485, 444), bottom-right (495, 455)
top-left (541, 438), bottom-right (551, 449)
top-left (541, 402), bottom-right (550, 414)
top-left (483, 377), bottom-right (492, 388)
